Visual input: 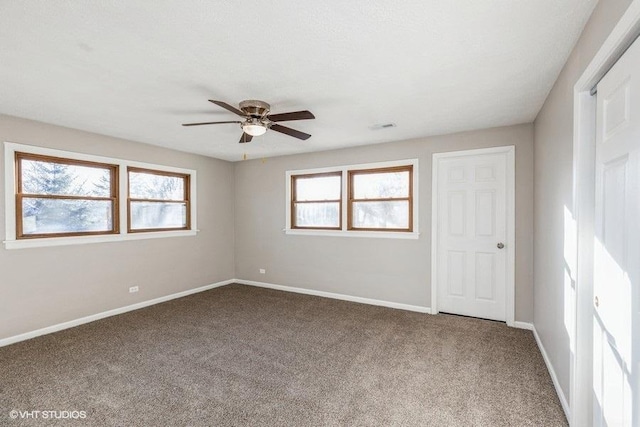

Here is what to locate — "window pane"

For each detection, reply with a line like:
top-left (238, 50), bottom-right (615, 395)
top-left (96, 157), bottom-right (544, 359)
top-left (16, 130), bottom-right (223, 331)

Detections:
top-left (129, 171), bottom-right (185, 201)
top-left (22, 198), bottom-right (113, 235)
top-left (295, 175), bottom-right (341, 201)
top-left (130, 201), bottom-right (187, 230)
top-left (352, 171), bottom-right (409, 199)
top-left (351, 201), bottom-right (409, 229)
top-left (21, 159), bottom-right (112, 197)
top-left (294, 202), bottom-right (340, 228)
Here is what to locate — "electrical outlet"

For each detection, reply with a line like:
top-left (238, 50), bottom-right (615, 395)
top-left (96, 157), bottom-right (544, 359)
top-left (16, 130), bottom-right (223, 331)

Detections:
top-left (129, 286), bottom-right (139, 293)
top-left (259, 269), bottom-right (266, 274)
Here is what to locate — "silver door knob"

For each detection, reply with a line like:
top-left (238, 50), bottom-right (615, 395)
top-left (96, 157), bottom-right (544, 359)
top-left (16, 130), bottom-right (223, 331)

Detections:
top-left (595, 296), bottom-right (599, 307)
top-left (497, 242), bottom-right (504, 249)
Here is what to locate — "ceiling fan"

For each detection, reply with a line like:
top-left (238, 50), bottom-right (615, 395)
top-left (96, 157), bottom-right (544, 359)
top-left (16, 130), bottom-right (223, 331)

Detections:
top-left (182, 100), bottom-right (315, 143)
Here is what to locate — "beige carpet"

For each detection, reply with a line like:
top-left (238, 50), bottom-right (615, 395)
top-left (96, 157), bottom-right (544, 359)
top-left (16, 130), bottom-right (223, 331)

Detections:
top-left (0, 284), bottom-right (567, 426)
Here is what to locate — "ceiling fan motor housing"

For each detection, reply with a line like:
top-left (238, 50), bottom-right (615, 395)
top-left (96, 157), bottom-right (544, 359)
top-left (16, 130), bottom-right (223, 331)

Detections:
top-left (239, 100), bottom-right (270, 118)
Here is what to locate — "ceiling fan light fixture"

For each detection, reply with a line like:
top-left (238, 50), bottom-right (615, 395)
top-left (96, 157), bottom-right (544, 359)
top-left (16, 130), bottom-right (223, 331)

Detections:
top-left (242, 122), bottom-right (267, 136)
top-left (183, 99), bottom-right (314, 142)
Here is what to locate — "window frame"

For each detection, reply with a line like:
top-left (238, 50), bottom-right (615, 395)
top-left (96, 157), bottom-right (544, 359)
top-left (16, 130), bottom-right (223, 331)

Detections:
top-left (347, 165), bottom-right (413, 232)
top-left (15, 152), bottom-right (120, 239)
top-left (290, 171), bottom-right (342, 230)
top-left (127, 167), bottom-right (191, 233)
top-left (285, 159), bottom-right (419, 239)
top-left (4, 142), bottom-right (197, 250)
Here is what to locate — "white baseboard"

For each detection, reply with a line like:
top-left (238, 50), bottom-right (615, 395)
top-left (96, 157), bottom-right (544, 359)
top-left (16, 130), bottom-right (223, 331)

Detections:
top-left (0, 279), bottom-right (235, 348)
top-left (512, 321), bottom-right (534, 330)
top-left (235, 279), bottom-right (431, 314)
top-left (0, 278), bottom-right (530, 348)
top-left (532, 326), bottom-right (571, 422)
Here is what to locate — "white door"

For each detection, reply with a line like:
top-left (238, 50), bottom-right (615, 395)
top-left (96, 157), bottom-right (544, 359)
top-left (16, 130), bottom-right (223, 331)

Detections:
top-left (593, 35), bottom-right (640, 427)
top-left (434, 148), bottom-right (513, 322)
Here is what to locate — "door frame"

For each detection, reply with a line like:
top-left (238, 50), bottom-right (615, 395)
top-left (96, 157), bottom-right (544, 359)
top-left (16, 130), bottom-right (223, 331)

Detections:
top-left (430, 145), bottom-right (516, 327)
top-left (572, 2), bottom-right (640, 425)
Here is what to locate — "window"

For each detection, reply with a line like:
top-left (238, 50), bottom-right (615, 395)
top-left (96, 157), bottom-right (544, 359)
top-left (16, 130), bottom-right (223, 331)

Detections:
top-left (286, 160), bottom-right (418, 238)
top-left (15, 153), bottom-right (118, 238)
top-left (5, 142), bottom-right (197, 249)
top-left (128, 168), bottom-right (190, 232)
top-left (348, 166), bottom-right (412, 231)
top-left (291, 172), bottom-right (341, 229)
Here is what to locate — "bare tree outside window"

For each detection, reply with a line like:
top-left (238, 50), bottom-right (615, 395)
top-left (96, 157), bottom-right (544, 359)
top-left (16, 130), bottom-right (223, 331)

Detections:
top-left (289, 164), bottom-right (413, 233)
top-left (348, 166), bottom-right (412, 231)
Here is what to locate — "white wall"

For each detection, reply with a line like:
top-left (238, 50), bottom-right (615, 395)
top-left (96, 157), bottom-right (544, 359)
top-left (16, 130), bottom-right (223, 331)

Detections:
top-left (533, 0), bottom-right (632, 407)
top-left (235, 124), bottom-right (535, 321)
top-left (0, 114), bottom-right (236, 340)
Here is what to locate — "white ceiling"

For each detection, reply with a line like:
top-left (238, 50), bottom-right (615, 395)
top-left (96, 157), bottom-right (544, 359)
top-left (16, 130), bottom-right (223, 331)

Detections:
top-left (0, 1), bottom-right (597, 162)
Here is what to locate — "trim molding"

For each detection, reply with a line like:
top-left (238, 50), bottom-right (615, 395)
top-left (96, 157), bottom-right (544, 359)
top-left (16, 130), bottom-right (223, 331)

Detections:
top-left (0, 279), bottom-right (235, 347)
top-left (571, 2), bottom-right (640, 424)
top-left (512, 321), bottom-right (534, 330)
top-left (533, 326), bottom-right (571, 422)
top-left (1, 278), bottom-right (532, 348)
top-left (235, 279), bottom-right (432, 314)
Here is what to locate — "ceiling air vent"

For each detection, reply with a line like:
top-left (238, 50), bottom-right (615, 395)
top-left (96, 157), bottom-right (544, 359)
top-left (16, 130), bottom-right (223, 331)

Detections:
top-left (370, 123), bottom-right (397, 130)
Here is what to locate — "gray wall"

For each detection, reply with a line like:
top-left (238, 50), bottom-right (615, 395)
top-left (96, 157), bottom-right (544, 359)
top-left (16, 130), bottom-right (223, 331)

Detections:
top-left (0, 114), bottom-right (236, 340)
top-left (533, 0), bottom-right (632, 405)
top-left (235, 124), bottom-right (534, 322)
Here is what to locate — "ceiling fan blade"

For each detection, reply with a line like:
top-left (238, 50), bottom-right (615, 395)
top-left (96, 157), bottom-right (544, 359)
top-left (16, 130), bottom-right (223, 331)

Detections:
top-left (239, 132), bottom-right (253, 143)
top-left (209, 100), bottom-right (245, 117)
top-left (270, 124), bottom-right (311, 140)
top-left (182, 121), bottom-right (242, 126)
top-left (268, 110), bottom-right (315, 122)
